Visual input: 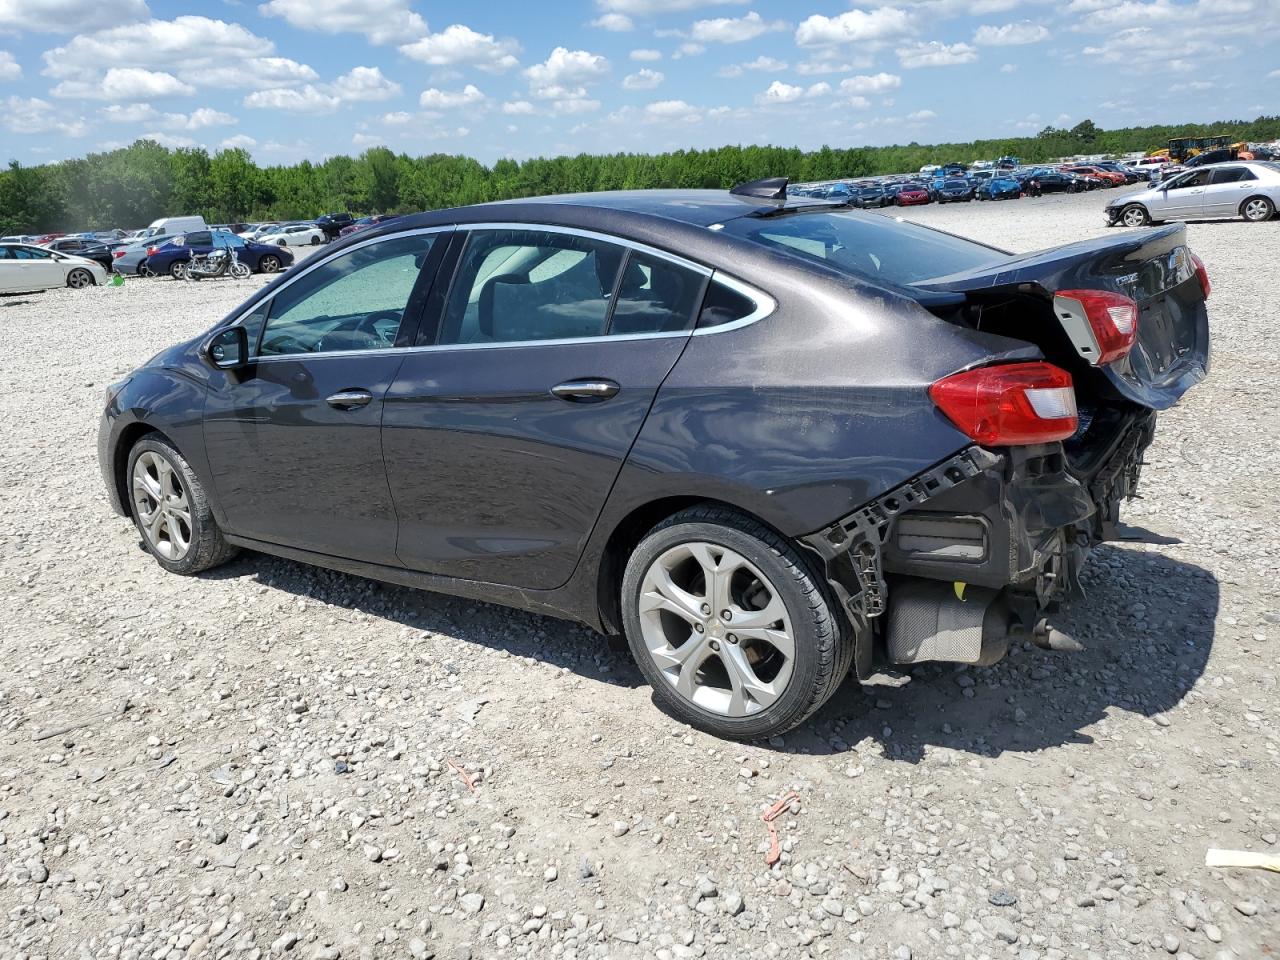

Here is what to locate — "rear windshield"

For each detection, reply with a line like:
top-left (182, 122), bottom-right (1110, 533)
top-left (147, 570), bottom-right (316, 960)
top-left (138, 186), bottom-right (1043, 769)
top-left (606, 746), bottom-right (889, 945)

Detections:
top-left (720, 210), bottom-right (1004, 287)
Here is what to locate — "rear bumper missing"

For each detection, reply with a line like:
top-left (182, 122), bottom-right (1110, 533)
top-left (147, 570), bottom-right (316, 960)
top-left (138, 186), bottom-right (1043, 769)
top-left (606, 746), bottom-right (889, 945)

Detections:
top-left (801, 415), bottom-right (1155, 676)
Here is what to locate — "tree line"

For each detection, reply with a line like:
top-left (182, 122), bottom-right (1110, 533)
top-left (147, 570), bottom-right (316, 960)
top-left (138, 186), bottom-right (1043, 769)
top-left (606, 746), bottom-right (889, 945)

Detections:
top-left (2, 115), bottom-right (1278, 234)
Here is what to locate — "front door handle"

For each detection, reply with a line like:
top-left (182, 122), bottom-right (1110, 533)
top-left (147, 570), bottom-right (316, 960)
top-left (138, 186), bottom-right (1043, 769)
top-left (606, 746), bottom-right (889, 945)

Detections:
top-left (550, 379), bottom-right (620, 403)
top-left (326, 389), bottom-right (373, 410)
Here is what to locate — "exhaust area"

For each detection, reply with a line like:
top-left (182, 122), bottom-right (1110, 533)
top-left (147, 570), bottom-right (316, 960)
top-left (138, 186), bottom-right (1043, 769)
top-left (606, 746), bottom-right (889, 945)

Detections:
top-left (885, 579), bottom-right (1013, 666)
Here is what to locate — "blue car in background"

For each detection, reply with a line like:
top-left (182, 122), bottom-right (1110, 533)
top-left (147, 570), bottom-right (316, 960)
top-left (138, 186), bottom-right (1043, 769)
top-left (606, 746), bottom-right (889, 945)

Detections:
top-left (976, 174), bottom-right (1022, 201)
top-left (143, 229), bottom-right (295, 279)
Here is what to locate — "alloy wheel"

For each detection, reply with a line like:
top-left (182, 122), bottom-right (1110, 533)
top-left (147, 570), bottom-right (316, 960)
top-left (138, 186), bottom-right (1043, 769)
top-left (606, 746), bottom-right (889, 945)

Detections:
top-left (67, 269), bottom-right (93, 289)
top-left (1243, 198), bottom-right (1272, 222)
top-left (1121, 205), bottom-right (1148, 227)
top-left (260, 255), bottom-right (280, 273)
top-left (131, 451), bottom-right (192, 561)
top-left (637, 541), bottom-right (795, 718)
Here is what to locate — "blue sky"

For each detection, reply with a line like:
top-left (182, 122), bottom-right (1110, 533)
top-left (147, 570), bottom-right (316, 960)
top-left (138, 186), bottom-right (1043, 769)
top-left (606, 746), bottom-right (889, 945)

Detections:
top-left (1, 0), bottom-right (1276, 167)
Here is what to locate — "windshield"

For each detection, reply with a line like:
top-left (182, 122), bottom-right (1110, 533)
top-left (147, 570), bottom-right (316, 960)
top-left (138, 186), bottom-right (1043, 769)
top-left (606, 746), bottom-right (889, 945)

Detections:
top-left (720, 210), bottom-right (1005, 288)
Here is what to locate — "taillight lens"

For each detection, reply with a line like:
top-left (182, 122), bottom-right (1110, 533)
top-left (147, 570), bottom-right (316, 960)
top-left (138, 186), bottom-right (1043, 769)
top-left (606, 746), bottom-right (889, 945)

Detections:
top-left (113, 249), bottom-right (125, 258)
top-left (930, 362), bottom-right (1078, 446)
top-left (146, 246), bottom-right (158, 256)
top-left (1190, 251), bottom-right (1210, 299)
top-left (1054, 289), bottom-right (1138, 365)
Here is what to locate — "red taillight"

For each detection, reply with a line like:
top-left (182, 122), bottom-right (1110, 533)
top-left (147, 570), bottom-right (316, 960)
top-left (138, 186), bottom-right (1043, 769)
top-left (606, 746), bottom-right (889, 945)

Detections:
top-left (1054, 289), bottom-right (1138, 365)
top-left (113, 249), bottom-right (125, 258)
top-left (929, 362), bottom-right (1078, 446)
top-left (1190, 251), bottom-right (1210, 299)
top-left (146, 246), bottom-right (158, 256)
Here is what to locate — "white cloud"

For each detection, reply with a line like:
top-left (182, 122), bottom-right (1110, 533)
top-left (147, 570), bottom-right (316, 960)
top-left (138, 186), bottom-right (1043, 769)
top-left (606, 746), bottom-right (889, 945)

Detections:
top-left (630, 48), bottom-right (663, 61)
top-left (674, 42), bottom-right (706, 57)
top-left (897, 40), bottom-right (979, 67)
top-left (220, 134), bottom-right (257, 149)
top-left (502, 100), bottom-right (536, 114)
top-left (141, 131), bottom-right (197, 149)
top-left (717, 55), bottom-right (787, 77)
top-left (329, 66), bottom-right (401, 102)
top-left (644, 98), bottom-right (701, 122)
top-left (381, 111), bottom-right (413, 123)
top-left (795, 54), bottom-right (873, 74)
top-left (907, 109), bottom-right (937, 121)
top-left (551, 98), bottom-right (601, 114)
top-left (418, 84), bottom-right (486, 110)
top-left (597, 0), bottom-right (743, 11)
top-left (0, 0), bottom-right (149, 33)
top-left (258, 0), bottom-right (427, 44)
top-left (2, 95), bottom-right (87, 136)
top-left (691, 11), bottom-right (787, 44)
top-left (160, 107), bottom-right (237, 130)
top-left (525, 47), bottom-right (610, 99)
top-left (847, 95), bottom-right (871, 109)
top-left (53, 67), bottom-right (194, 101)
top-left (399, 24), bottom-right (520, 73)
top-left (1270, 68), bottom-right (1280, 79)
top-left (1001, 62), bottom-right (1018, 72)
top-left (623, 68), bottom-right (664, 89)
top-left (244, 86), bottom-right (340, 113)
top-left (352, 132), bottom-right (387, 148)
top-left (0, 51), bottom-right (19, 80)
top-left (202, 58), bottom-right (320, 91)
top-left (102, 103), bottom-right (156, 123)
top-left (796, 8), bottom-right (914, 47)
top-left (973, 22), bottom-right (1050, 45)
top-left (591, 13), bottom-right (634, 30)
top-left (756, 80), bottom-right (802, 104)
top-left (839, 72), bottom-right (902, 94)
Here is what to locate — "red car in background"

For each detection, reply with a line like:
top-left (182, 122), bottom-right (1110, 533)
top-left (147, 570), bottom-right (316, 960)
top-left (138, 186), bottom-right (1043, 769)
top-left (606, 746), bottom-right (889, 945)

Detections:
top-left (1063, 165), bottom-right (1125, 187)
top-left (337, 214), bottom-right (400, 238)
top-left (895, 184), bottom-right (931, 206)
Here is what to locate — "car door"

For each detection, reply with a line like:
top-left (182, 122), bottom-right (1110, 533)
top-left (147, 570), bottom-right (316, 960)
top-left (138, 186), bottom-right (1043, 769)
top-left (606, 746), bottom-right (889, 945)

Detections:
top-left (1154, 169), bottom-right (1211, 220)
top-left (202, 228), bottom-right (449, 563)
top-left (9, 245), bottom-right (64, 289)
top-left (0, 247), bottom-right (16, 292)
top-left (382, 225), bottom-right (710, 589)
top-left (1201, 165), bottom-right (1257, 218)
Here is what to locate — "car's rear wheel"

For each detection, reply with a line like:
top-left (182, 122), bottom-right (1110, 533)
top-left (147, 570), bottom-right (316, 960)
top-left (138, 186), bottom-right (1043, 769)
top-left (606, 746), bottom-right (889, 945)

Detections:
top-left (1119, 204), bottom-right (1151, 227)
top-left (127, 436), bottom-right (238, 576)
top-left (1241, 196), bottom-right (1275, 222)
top-left (259, 254), bottom-right (280, 273)
top-left (66, 268), bottom-right (94, 289)
top-left (621, 506), bottom-right (852, 740)
top-left (169, 260), bottom-right (187, 280)
top-left (278, 239), bottom-right (288, 247)
top-left (310, 235), bottom-right (322, 245)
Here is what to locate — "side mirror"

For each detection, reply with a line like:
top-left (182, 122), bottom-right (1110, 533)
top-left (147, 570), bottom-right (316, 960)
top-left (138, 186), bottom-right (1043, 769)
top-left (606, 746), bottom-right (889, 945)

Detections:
top-left (203, 326), bottom-right (250, 370)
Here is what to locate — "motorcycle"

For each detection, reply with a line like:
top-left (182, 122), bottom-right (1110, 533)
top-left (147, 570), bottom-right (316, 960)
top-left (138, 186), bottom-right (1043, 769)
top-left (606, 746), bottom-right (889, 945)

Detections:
top-left (179, 247), bottom-right (251, 282)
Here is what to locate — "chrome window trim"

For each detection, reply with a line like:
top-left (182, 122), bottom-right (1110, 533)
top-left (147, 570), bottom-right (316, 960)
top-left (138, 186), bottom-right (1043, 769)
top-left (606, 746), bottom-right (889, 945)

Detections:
top-left (692, 272), bottom-right (776, 336)
top-left (229, 220), bottom-right (777, 361)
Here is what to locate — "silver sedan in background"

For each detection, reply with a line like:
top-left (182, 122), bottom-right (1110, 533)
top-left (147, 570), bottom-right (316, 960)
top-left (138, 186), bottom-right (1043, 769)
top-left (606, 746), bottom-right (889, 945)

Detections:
top-left (1107, 161), bottom-right (1280, 227)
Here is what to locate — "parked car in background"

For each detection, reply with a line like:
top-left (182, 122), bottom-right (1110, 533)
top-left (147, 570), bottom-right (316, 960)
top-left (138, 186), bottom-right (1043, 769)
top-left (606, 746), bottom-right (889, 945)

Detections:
top-left (0, 242), bottom-right (107, 291)
top-left (855, 184), bottom-right (891, 208)
top-left (976, 174), bottom-right (1022, 200)
top-left (1030, 171), bottom-right (1089, 193)
top-left (143, 216), bottom-right (207, 239)
top-left (237, 223), bottom-right (281, 241)
top-left (1106, 161), bottom-right (1279, 226)
top-left (1183, 148), bottom-right (1237, 169)
top-left (258, 223), bottom-right (326, 247)
top-left (98, 181), bottom-right (1209, 739)
top-left (316, 212), bottom-right (354, 240)
top-left (144, 230), bottom-right (294, 279)
top-left (339, 214), bottom-right (400, 238)
top-left (1063, 165), bottom-right (1125, 187)
top-left (112, 234), bottom-right (176, 276)
top-left (42, 236), bottom-right (116, 271)
top-left (1090, 161), bottom-right (1144, 185)
top-left (893, 183), bottom-right (931, 206)
top-left (933, 179), bottom-right (975, 202)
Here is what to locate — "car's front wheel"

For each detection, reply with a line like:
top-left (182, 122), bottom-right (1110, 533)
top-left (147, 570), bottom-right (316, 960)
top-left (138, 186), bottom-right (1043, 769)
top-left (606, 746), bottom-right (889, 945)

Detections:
top-left (66, 268), bottom-right (95, 289)
top-left (127, 436), bottom-right (239, 576)
top-left (1241, 196), bottom-right (1275, 222)
top-left (310, 235), bottom-right (322, 245)
top-left (1119, 203), bottom-right (1151, 227)
top-left (621, 506), bottom-right (852, 740)
top-left (259, 254), bottom-right (281, 273)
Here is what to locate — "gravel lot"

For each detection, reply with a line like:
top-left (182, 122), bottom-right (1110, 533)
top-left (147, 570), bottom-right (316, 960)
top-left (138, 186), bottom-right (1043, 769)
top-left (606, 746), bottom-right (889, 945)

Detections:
top-left (1, 190), bottom-right (1277, 960)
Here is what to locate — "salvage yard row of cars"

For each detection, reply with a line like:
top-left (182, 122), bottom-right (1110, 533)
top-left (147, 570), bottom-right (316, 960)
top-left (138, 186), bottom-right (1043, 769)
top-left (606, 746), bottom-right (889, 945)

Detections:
top-left (0, 211), bottom-right (397, 294)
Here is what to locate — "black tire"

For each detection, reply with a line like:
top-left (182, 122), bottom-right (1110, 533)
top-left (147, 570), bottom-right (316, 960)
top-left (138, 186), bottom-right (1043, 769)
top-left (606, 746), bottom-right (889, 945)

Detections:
top-left (278, 239), bottom-right (287, 247)
top-left (1241, 195), bottom-right (1275, 222)
top-left (620, 505), bottom-right (853, 740)
top-left (126, 436), bottom-right (239, 576)
top-left (259, 254), bottom-right (280, 274)
top-left (169, 260), bottom-right (187, 280)
top-left (66, 268), bottom-right (95, 289)
top-left (310, 235), bottom-right (322, 245)
top-left (1118, 203), bottom-right (1151, 227)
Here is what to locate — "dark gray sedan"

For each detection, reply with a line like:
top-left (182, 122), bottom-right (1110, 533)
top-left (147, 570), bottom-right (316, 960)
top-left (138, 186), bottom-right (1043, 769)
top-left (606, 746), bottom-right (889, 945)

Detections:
top-left (99, 180), bottom-right (1209, 739)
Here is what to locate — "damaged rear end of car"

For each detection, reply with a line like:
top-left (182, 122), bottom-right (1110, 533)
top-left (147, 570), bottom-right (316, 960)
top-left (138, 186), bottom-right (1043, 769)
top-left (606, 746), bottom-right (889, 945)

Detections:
top-left (793, 221), bottom-right (1210, 677)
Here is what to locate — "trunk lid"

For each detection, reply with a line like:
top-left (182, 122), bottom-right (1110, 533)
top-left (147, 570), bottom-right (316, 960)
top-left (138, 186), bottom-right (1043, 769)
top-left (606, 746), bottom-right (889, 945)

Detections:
top-left (913, 224), bottom-right (1208, 410)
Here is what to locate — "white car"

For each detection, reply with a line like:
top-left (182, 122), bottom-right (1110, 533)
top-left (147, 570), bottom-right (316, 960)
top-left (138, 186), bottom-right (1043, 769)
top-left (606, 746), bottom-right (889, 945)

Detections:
top-left (1106, 160), bottom-right (1280, 227)
top-left (0, 243), bottom-right (108, 293)
top-left (257, 223), bottom-right (326, 247)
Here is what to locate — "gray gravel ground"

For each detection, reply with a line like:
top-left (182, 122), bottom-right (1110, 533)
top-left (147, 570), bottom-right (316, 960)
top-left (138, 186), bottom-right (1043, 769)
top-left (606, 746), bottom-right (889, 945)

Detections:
top-left (0, 189), bottom-right (1277, 960)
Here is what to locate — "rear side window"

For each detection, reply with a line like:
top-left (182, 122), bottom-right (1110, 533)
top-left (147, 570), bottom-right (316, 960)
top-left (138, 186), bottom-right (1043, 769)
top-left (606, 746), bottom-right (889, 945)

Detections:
top-left (1210, 167), bottom-right (1255, 184)
top-left (609, 252), bottom-right (705, 335)
top-left (720, 210), bottom-right (1003, 287)
top-left (697, 279), bottom-right (758, 329)
top-left (439, 229), bottom-right (625, 345)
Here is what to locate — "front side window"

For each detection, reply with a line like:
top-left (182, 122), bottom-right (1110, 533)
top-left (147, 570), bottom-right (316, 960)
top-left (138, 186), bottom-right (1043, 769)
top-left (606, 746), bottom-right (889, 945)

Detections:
top-left (12, 246), bottom-right (53, 260)
top-left (256, 233), bottom-right (436, 357)
top-left (439, 229), bottom-right (625, 345)
top-left (1169, 170), bottom-right (1211, 189)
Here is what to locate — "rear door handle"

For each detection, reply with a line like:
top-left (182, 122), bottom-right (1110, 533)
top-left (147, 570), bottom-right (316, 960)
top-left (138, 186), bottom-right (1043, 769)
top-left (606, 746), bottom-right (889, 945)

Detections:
top-left (550, 379), bottom-right (620, 403)
top-left (326, 389), bottom-right (373, 410)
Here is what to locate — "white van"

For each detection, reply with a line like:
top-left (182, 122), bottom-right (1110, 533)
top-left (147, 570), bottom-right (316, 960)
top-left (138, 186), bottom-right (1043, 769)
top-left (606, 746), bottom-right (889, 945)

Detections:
top-left (144, 215), bottom-right (207, 238)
